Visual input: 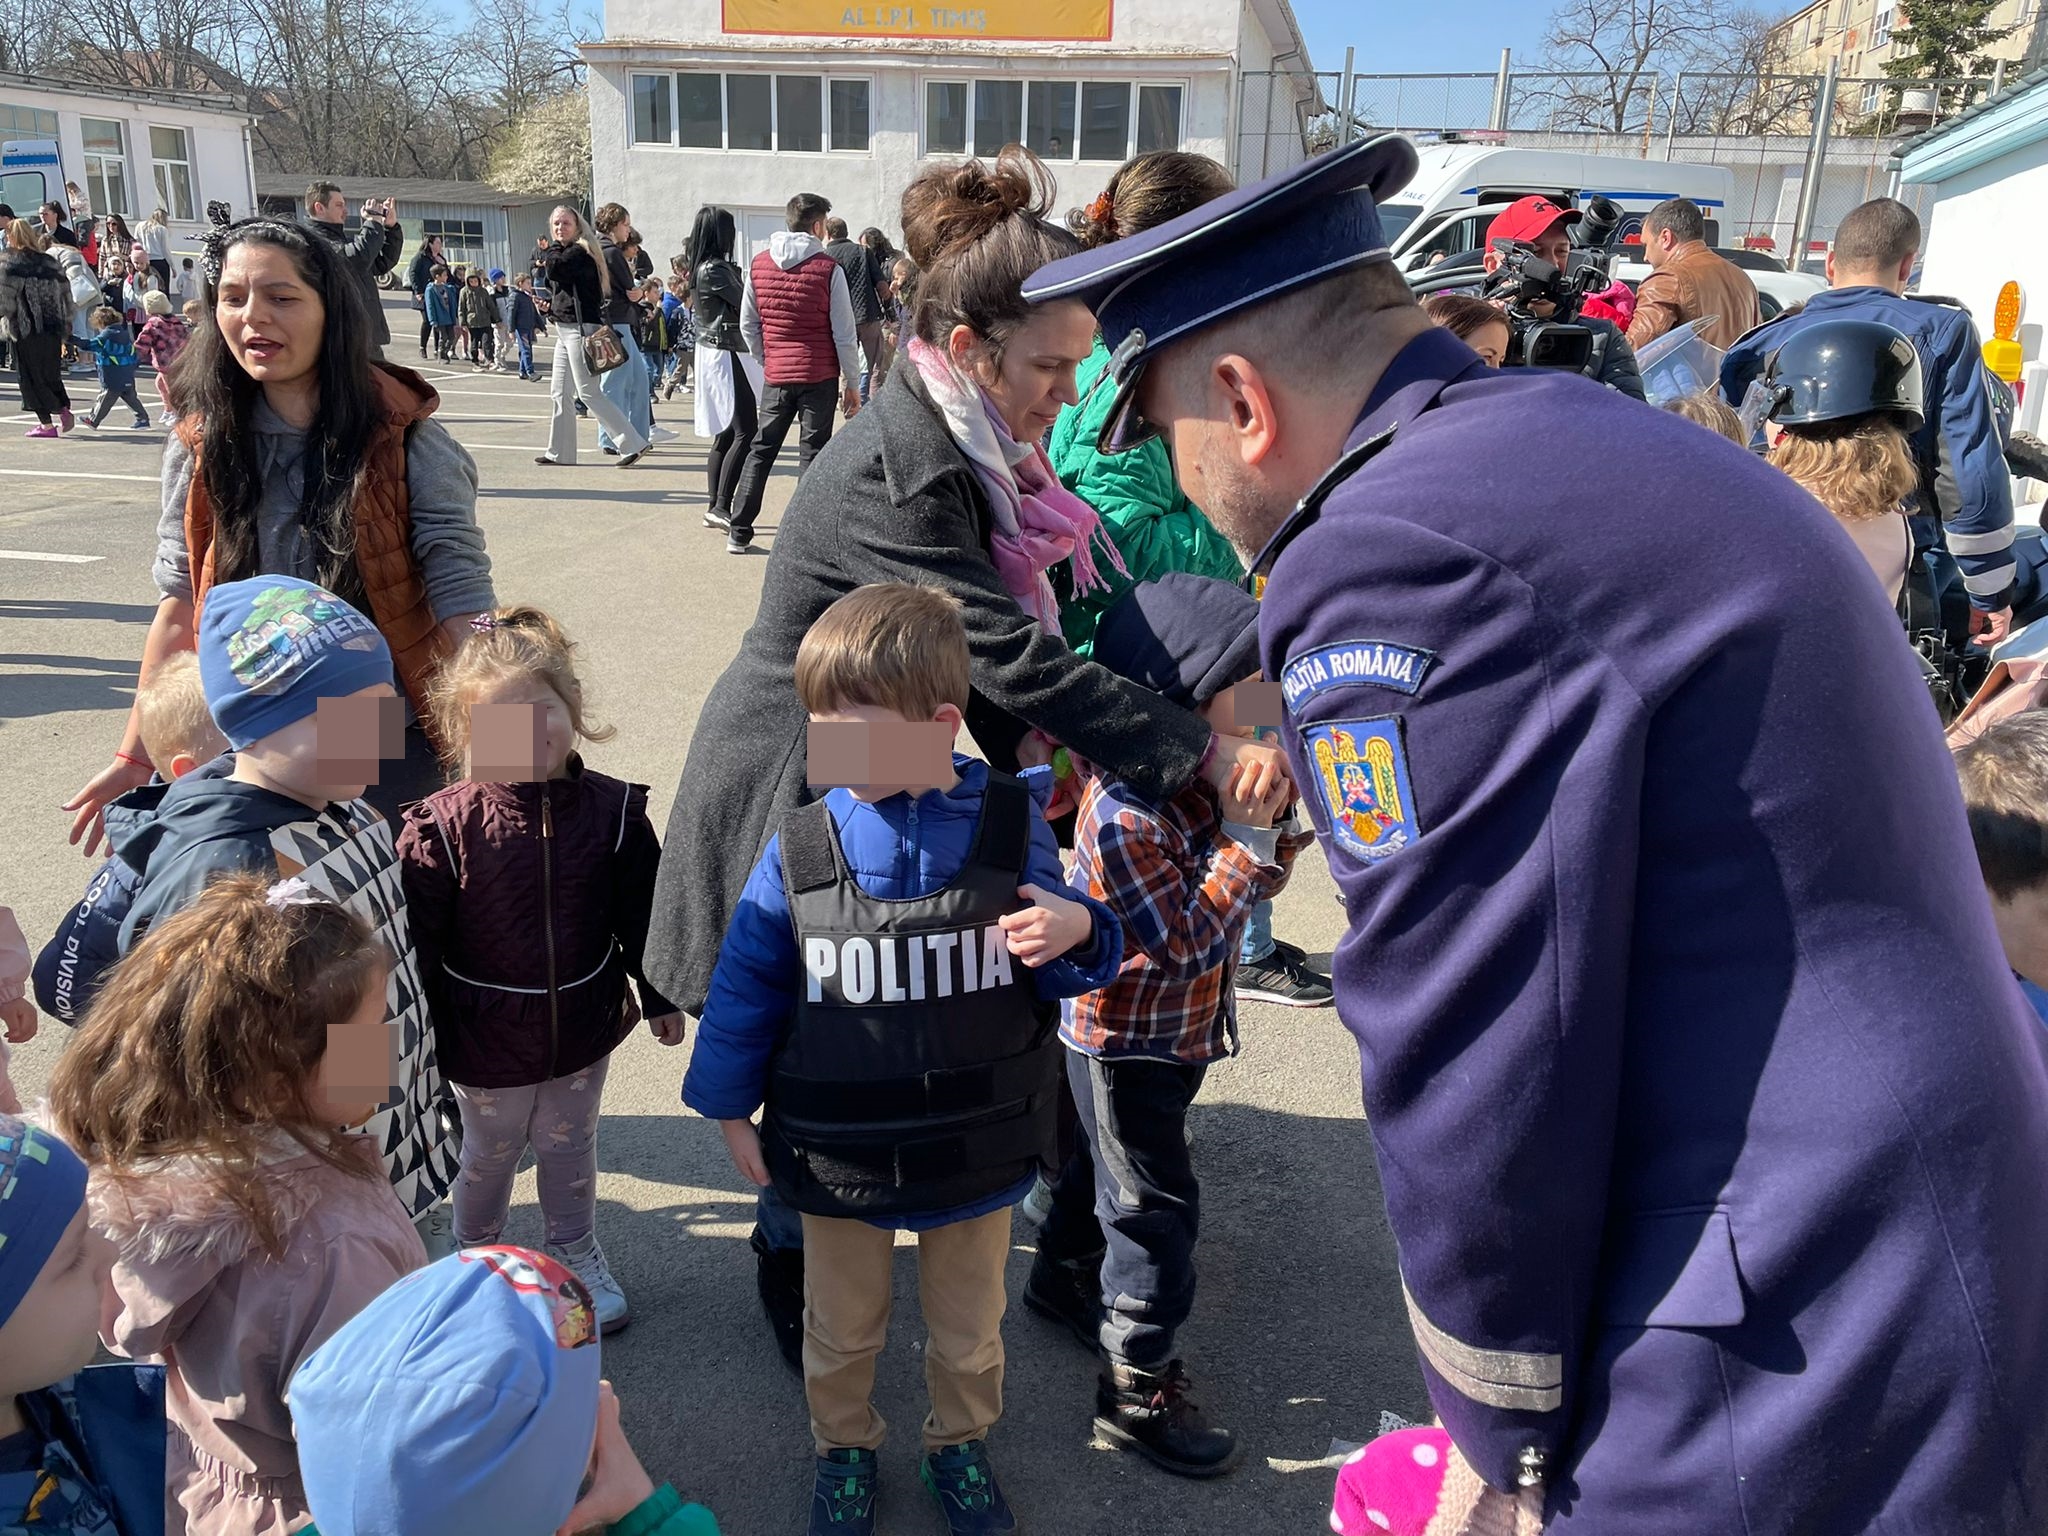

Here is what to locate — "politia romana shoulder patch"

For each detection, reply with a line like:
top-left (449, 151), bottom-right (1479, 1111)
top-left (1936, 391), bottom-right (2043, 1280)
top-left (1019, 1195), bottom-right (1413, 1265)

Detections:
top-left (1281, 639), bottom-right (1435, 710)
top-left (1303, 717), bottom-right (1418, 863)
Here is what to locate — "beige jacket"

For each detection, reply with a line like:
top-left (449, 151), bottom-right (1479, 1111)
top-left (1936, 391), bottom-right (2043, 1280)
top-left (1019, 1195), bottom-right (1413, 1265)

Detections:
top-left (93, 1137), bottom-right (427, 1536)
top-left (1625, 241), bottom-right (1762, 352)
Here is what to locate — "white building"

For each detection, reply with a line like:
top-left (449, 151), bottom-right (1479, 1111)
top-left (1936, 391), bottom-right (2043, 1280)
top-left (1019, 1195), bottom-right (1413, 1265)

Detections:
top-left (584, 0), bottom-right (1318, 267)
top-left (0, 72), bottom-right (257, 262)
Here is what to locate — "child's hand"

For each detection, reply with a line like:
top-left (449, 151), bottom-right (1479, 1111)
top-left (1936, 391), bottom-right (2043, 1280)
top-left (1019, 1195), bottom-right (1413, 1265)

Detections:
top-left (555, 1381), bottom-right (658, 1536)
top-left (647, 1012), bottom-right (686, 1047)
top-left (0, 998), bottom-right (36, 1045)
top-left (1001, 883), bottom-right (1094, 968)
top-left (720, 1118), bottom-right (771, 1186)
top-left (1219, 761), bottom-right (1289, 829)
top-left (0, 1040), bottom-right (19, 1117)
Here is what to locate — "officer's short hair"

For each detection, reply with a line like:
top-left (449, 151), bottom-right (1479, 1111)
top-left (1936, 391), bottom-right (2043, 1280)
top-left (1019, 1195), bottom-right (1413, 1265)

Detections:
top-left (1833, 199), bottom-right (1920, 274)
top-left (796, 584), bottom-right (970, 721)
top-left (1954, 714), bottom-right (2048, 900)
top-left (824, 216), bottom-right (849, 241)
top-left (1644, 198), bottom-right (1706, 245)
top-left (1155, 260), bottom-right (1413, 405)
top-left (788, 193), bottom-right (832, 232)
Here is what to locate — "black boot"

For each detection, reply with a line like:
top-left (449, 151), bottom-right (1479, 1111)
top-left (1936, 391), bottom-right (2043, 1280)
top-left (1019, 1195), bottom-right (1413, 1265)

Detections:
top-left (1094, 1359), bottom-right (1241, 1478)
top-left (1023, 1246), bottom-right (1103, 1351)
top-left (751, 1224), bottom-right (805, 1373)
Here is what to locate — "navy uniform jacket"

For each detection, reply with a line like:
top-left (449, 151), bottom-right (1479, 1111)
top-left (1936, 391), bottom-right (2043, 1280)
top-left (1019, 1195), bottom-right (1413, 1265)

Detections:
top-left (1259, 325), bottom-right (2048, 1532)
top-left (1721, 285), bottom-right (2017, 608)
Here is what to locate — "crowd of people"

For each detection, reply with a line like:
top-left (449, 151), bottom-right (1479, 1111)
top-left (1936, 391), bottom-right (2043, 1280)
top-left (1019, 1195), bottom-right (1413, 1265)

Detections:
top-left (3, 126), bottom-right (2048, 1536)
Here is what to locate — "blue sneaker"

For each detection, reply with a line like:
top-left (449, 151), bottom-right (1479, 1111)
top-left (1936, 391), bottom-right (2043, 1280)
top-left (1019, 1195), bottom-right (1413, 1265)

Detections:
top-left (920, 1440), bottom-right (1016, 1534)
top-left (809, 1447), bottom-right (878, 1535)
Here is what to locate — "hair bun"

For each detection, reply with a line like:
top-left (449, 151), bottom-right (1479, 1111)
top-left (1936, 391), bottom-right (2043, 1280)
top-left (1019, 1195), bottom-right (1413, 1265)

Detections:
top-left (901, 145), bottom-right (1055, 269)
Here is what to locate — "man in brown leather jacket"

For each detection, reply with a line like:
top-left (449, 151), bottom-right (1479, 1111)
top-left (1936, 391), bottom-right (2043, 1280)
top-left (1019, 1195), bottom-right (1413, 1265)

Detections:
top-left (1625, 198), bottom-right (1759, 351)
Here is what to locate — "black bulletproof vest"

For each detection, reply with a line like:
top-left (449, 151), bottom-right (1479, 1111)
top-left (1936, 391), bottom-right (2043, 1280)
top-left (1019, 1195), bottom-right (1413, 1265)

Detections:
top-left (762, 772), bottom-right (1061, 1220)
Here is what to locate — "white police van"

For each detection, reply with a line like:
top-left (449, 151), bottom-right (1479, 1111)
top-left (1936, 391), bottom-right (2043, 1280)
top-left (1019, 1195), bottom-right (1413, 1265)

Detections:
top-left (1, 139), bottom-right (62, 218)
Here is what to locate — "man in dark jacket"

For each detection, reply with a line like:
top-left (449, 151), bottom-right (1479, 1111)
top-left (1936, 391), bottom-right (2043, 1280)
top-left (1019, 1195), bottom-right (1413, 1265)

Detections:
top-left (406, 233), bottom-right (445, 358)
top-left (823, 215), bottom-right (883, 398)
top-left (305, 181), bottom-right (404, 354)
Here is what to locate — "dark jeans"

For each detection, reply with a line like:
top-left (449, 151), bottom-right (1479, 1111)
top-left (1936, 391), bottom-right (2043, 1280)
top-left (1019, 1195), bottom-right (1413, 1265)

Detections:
top-left (467, 325), bottom-right (494, 363)
top-left (729, 379), bottom-right (836, 535)
top-left (15, 333), bottom-right (70, 421)
top-left (149, 258), bottom-right (170, 290)
top-left (417, 304), bottom-right (432, 353)
top-left (1037, 1050), bottom-right (1207, 1369)
top-left (707, 360), bottom-right (759, 515)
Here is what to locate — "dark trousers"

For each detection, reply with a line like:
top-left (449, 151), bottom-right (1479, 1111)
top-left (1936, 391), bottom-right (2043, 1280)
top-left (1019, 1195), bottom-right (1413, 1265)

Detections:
top-left (88, 380), bottom-right (148, 426)
top-left (468, 325), bottom-right (494, 363)
top-left (417, 305), bottom-right (432, 354)
top-left (729, 379), bottom-right (836, 534)
top-left (1037, 1050), bottom-right (1207, 1369)
top-left (15, 333), bottom-right (70, 421)
top-left (149, 258), bottom-right (170, 290)
top-left (432, 323), bottom-right (456, 361)
top-left (707, 361), bottom-right (759, 515)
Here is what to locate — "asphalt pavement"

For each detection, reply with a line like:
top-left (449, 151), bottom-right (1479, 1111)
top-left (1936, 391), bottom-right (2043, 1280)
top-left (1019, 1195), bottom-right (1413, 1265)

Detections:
top-left (0, 310), bottom-right (1427, 1534)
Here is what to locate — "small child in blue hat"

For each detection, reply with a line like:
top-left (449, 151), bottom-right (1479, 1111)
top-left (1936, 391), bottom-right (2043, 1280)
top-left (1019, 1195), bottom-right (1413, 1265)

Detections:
top-left (0, 1114), bottom-right (166, 1536)
top-left (290, 1245), bottom-right (720, 1536)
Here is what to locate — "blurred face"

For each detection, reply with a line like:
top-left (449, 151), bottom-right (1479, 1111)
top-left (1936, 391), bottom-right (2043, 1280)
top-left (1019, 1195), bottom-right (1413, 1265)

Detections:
top-left (550, 208), bottom-right (578, 243)
top-left (1483, 218), bottom-right (1573, 315)
top-left (950, 298), bottom-right (1095, 444)
top-left (314, 967), bottom-right (396, 1128)
top-left (0, 1209), bottom-right (117, 1404)
top-left (1468, 318), bottom-right (1510, 368)
top-left (215, 241), bottom-right (327, 389)
top-left (236, 682), bottom-right (401, 806)
top-left (1198, 675), bottom-right (1282, 741)
top-left (467, 673), bottom-right (575, 782)
top-left (107, 256), bottom-right (126, 277)
top-left (807, 702), bottom-right (964, 802)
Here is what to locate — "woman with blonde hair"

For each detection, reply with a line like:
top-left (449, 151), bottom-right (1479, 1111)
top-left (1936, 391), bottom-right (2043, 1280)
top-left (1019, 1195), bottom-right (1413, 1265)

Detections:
top-left (1762, 317), bottom-right (1923, 604)
top-left (533, 203), bottom-right (647, 468)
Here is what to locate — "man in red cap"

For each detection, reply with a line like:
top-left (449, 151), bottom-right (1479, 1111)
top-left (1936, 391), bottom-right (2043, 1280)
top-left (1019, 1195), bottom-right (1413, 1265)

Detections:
top-left (1480, 195), bottom-right (1644, 398)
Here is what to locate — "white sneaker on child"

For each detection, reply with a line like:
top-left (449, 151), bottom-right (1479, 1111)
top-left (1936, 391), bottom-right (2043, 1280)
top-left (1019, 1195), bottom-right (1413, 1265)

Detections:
top-left (546, 1234), bottom-right (631, 1334)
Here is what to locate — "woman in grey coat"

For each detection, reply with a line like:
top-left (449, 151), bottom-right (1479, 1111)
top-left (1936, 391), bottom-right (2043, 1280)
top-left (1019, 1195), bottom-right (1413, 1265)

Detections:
top-left (644, 147), bottom-right (1292, 1362)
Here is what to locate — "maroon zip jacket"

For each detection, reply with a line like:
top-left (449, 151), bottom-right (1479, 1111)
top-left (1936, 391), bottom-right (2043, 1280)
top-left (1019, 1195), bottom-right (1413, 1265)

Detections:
top-left (397, 758), bottom-right (678, 1089)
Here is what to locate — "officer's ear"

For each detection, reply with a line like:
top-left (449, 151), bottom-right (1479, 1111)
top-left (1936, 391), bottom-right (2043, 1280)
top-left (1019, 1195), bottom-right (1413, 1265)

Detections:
top-left (1209, 353), bottom-right (1283, 472)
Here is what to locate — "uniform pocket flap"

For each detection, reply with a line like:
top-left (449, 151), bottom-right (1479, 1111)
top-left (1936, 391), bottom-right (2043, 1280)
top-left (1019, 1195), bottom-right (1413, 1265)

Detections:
top-left (1600, 1209), bottom-right (1745, 1329)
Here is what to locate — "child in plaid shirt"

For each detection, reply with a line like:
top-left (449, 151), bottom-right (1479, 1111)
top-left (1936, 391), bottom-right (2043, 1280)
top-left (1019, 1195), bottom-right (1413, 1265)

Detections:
top-left (1026, 573), bottom-right (1307, 1480)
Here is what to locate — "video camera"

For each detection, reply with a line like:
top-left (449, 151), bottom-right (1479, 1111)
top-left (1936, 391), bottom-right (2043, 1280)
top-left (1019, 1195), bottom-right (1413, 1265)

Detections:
top-left (1481, 196), bottom-right (1627, 374)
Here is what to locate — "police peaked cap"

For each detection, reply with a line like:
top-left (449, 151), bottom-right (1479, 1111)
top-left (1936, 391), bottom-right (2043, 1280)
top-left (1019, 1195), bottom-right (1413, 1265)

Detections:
top-left (1764, 317), bottom-right (1926, 435)
top-left (1022, 133), bottom-right (1421, 454)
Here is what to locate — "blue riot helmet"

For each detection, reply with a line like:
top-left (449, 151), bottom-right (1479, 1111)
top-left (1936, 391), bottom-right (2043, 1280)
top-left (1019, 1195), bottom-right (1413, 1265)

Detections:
top-left (1763, 317), bottom-right (1924, 434)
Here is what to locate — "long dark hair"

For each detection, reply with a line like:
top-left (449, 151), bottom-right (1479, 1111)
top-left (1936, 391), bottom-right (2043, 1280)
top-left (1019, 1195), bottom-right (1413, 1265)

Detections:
top-left (169, 219), bottom-right (379, 610)
top-left (686, 205), bottom-right (735, 271)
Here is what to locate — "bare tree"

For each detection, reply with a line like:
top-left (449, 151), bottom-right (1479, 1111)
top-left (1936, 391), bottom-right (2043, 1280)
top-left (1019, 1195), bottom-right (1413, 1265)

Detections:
top-left (1534, 0), bottom-right (1756, 132)
top-left (487, 85), bottom-right (590, 201)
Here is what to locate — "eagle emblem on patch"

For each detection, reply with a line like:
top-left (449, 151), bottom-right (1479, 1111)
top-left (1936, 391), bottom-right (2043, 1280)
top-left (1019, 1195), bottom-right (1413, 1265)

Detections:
top-left (1304, 717), bottom-right (1417, 862)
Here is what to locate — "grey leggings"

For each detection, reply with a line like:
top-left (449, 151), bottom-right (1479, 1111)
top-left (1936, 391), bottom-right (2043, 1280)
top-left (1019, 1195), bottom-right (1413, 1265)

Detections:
top-left (450, 1057), bottom-right (610, 1247)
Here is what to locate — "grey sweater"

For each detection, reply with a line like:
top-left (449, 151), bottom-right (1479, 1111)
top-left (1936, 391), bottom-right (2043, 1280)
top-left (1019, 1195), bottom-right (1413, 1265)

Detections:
top-left (153, 398), bottom-right (496, 620)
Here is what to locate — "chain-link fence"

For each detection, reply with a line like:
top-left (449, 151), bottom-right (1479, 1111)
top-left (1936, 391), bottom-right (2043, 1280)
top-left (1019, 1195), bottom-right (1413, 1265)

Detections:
top-left (1236, 62), bottom-right (2002, 258)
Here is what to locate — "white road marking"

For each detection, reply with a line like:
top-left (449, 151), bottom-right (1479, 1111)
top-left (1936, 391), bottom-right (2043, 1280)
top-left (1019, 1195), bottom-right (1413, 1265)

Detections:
top-left (0, 548), bottom-right (104, 562)
top-left (0, 468), bottom-right (160, 483)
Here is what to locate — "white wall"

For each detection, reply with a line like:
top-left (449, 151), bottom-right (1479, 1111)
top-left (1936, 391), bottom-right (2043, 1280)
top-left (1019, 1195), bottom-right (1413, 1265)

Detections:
top-left (605, 0), bottom-right (1241, 54)
top-left (1917, 136), bottom-right (2048, 359)
top-left (5, 81), bottom-right (254, 262)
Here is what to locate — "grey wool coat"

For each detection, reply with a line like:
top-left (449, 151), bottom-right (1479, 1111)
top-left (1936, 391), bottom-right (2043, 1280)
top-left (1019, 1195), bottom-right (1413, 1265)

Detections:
top-left (646, 367), bottom-right (1214, 1017)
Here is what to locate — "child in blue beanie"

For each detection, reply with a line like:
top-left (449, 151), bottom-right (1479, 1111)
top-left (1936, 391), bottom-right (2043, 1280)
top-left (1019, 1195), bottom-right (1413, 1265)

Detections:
top-left (0, 1114), bottom-right (166, 1536)
top-left (291, 1246), bottom-right (720, 1536)
top-left (114, 576), bottom-right (459, 1250)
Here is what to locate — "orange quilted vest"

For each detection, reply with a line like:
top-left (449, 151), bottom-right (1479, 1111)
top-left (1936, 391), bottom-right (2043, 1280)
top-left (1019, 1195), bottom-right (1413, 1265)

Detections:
top-left (179, 364), bottom-right (454, 751)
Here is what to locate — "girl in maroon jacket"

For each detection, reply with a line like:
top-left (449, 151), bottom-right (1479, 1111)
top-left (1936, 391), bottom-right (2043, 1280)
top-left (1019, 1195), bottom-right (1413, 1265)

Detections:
top-left (397, 606), bottom-right (683, 1335)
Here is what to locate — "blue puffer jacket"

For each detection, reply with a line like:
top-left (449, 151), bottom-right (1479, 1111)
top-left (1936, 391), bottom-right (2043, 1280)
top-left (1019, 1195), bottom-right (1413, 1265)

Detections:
top-left (684, 759), bottom-right (1123, 1228)
top-left (32, 777), bottom-right (176, 1025)
top-left (1721, 285), bottom-right (2017, 609)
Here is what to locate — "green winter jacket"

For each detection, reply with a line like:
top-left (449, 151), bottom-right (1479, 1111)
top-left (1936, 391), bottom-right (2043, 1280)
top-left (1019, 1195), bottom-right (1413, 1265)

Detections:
top-left (303, 1485), bottom-right (719, 1536)
top-left (1047, 338), bottom-right (1245, 655)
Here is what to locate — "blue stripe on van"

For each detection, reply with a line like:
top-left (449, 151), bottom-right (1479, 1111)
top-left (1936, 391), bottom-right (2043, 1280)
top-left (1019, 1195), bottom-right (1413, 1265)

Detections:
top-left (1457, 188), bottom-right (1725, 208)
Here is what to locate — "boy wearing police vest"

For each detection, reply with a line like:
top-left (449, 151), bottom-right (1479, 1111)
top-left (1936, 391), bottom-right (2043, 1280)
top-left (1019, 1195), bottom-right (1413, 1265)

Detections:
top-left (1026, 574), bottom-right (1306, 1478)
top-left (684, 583), bottom-right (1123, 1536)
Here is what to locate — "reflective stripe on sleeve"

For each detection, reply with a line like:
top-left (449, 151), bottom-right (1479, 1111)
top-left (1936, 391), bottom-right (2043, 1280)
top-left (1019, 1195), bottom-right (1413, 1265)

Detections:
top-left (1964, 562), bottom-right (2018, 596)
top-left (1403, 1284), bottom-right (1565, 1414)
top-left (1947, 525), bottom-right (2017, 556)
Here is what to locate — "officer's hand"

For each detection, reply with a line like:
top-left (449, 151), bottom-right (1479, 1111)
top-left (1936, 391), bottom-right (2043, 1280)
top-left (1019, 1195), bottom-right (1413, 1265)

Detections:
top-left (1218, 762), bottom-right (1288, 829)
top-left (1202, 736), bottom-right (1291, 806)
top-left (1003, 884), bottom-right (1092, 967)
top-left (647, 1012), bottom-right (687, 1047)
top-left (1970, 606), bottom-right (2014, 648)
top-left (720, 1118), bottom-right (771, 1186)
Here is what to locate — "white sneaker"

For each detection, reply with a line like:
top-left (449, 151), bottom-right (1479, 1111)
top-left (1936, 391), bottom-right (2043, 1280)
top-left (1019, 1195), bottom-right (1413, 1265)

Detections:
top-left (648, 424), bottom-right (680, 443)
top-left (1018, 1172), bottom-right (1055, 1227)
top-left (414, 1203), bottom-right (458, 1261)
top-left (546, 1234), bottom-right (630, 1334)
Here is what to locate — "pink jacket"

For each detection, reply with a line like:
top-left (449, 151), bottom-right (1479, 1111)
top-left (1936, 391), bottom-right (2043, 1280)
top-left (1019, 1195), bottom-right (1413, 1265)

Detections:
top-left (93, 1137), bottom-right (426, 1536)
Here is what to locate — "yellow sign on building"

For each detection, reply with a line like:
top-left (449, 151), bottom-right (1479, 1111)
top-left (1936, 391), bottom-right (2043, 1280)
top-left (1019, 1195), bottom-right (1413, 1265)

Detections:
top-left (723, 0), bottom-right (1114, 42)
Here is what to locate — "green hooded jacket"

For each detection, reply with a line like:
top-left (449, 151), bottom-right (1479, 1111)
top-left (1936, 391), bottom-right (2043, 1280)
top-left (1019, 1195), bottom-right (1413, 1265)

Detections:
top-left (1048, 338), bottom-right (1244, 655)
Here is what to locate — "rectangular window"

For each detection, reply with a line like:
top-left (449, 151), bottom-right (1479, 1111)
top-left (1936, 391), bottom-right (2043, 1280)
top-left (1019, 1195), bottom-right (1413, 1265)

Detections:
top-left (81, 117), bottom-right (129, 218)
top-left (973, 78), bottom-right (1023, 157)
top-left (148, 125), bottom-right (195, 220)
top-left (1136, 85), bottom-right (1183, 155)
top-left (727, 75), bottom-right (773, 151)
top-left (423, 217), bottom-right (486, 268)
top-left (830, 79), bottom-right (871, 151)
top-left (678, 73), bottom-right (723, 148)
top-left (1079, 82), bottom-right (1130, 161)
top-left (927, 80), bottom-right (968, 154)
top-left (0, 105), bottom-right (59, 135)
top-left (778, 75), bottom-right (823, 153)
top-left (1026, 81), bottom-right (1077, 159)
top-left (632, 74), bottom-right (673, 144)
top-left (1872, 4), bottom-right (1893, 44)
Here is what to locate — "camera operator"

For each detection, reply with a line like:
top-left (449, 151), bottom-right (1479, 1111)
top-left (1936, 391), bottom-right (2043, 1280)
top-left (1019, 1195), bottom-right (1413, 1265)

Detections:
top-left (1480, 196), bottom-right (1644, 400)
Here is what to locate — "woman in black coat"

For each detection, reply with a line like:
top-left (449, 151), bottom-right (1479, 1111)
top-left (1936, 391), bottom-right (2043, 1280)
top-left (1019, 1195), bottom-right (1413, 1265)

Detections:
top-left (1, 218), bottom-right (77, 435)
top-left (646, 149), bottom-right (1290, 1019)
top-left (686, 205), bottom-right (759, 524)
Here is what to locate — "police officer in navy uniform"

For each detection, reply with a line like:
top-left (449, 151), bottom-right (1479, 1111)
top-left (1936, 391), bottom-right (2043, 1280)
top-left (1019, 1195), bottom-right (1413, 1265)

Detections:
top-left (1023, 137), bottom-right (2048, 1531)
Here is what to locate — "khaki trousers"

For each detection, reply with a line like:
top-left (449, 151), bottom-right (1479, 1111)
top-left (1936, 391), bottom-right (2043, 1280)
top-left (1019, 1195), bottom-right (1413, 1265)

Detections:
top-left (800, 1206), bottom-right (1012, 1454)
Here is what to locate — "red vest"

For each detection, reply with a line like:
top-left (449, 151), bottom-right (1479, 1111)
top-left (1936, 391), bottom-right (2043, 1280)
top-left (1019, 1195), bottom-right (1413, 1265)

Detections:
top-left (751, 250), bottom-right (840, 386)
